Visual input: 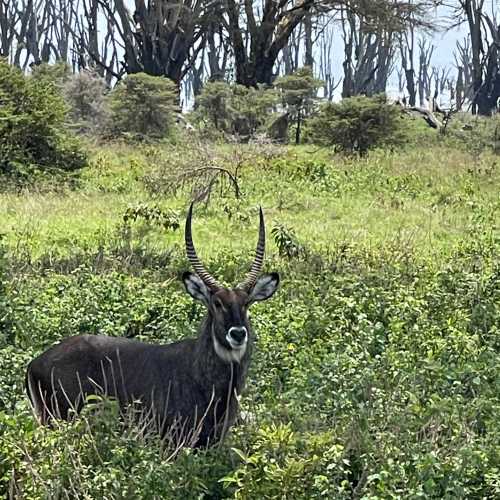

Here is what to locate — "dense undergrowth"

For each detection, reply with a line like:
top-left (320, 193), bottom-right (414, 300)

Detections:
top-left (0, 139), bottom-right (499, 498)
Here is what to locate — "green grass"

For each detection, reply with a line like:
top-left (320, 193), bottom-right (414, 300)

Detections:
top-left (0, 140), bottom-right (499, 498)
top-left (0, 143), bottom-right (497, 265)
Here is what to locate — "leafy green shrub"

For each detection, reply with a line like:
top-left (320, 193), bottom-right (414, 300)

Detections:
top-left (0, 59), bottom-right (87, 181)
top-left (0, 142), bottom-right (499, 498)
top-left (0, 347), bottom-right (35, 412)
top-left (444, 113), bottom-right (500, 155)
top-left (307, 94), bottom-right (405, 154)
top-left (222, 425), bottom-right (349, 499)
top-left (195, 81), bottom-right (278, 138)
top-left (1, 401), bottom-right (232, 498)
top-left (108, 73), bottom-right (177, 140)
top-left (0, 235), bottom-right (10, 346)
top-left (123, 203), bottom-right (180, 231)
top-left (271, 223), bottom-right (307, 259)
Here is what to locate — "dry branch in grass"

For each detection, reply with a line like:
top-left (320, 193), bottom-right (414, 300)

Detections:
top-left (143, 138), bottom-right (285, 204)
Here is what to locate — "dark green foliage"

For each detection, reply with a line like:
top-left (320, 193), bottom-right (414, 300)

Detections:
top-left (0, 60), bottom-right (87, 180)
top-left (195, 81), bottom-right (278, 138)
top-left (0, 236), bottom-right (498, 498)
top-left (123, 203), bottom-right (180, 231)
top-left (108, 73), bottom-right (178, 140)
top-left (271, 223), bottom-right (307, 259)
top-left (0, 236), bottom-right (9, 345)
top-left (307, 94), bottom-right (405, 154)
top-left (0, 400), bottom-right (232, 498)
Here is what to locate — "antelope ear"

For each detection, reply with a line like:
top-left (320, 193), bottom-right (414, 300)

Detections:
top-left (248, 273), bottom-right (280, 304)
top-left (183, 272), bottom-right (211, 306)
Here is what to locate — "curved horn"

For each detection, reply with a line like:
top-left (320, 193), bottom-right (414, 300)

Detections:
top-left (238, 207), bottom-right (266, 291)
top-left (185, 203), bottom-right (222, 290)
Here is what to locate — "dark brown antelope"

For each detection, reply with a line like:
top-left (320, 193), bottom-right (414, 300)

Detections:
top-left (25, 204), bottom-right (279, 447)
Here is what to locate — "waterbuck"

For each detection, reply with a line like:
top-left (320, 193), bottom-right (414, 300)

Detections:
top-left (25, 204), bottom-right (279, 447)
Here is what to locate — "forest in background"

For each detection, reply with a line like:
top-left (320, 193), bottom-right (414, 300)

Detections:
top-left (1, 0), bottom-right (500, 114)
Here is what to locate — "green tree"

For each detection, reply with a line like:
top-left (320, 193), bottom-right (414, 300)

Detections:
top-left (108, 73), bottom-right (178, 140)
top-left (195, 81), bottom-right (278, 138)
top-left (275, 67), bottom-right (322, 144)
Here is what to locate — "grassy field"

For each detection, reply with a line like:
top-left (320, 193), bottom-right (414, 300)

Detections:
top-left (0, 139), bottom-right (499, 498)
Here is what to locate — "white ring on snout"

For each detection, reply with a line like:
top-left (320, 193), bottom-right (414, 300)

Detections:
top-left (227, 326), bottom-right (248, 349)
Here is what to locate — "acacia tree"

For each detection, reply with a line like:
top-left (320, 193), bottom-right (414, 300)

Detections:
top-left (275, 66), bottom-right (322, 143)
top-left (225, 0), bottom-right (431, 88)
top-left (341, 6), bottom-right (395, 97)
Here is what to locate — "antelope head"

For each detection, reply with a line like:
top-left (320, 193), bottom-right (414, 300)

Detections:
top-left (183, 204), bottom-right (280, 363)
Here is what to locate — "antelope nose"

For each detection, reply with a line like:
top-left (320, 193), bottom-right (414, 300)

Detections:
top-left (228, 326), bottom-right (247, 344)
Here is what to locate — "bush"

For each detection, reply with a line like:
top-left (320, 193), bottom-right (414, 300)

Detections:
top-left (1, 401), bottom-right (232, 498)
top-left (63, 70), bottom-right (109, 134)
top-left (307, 94), bottom-right (405, 154)
top-left (108, 73), bottom-right (178, 140)
top-left (443, 113), bottom-right (500, 155)
top-left (195, 81), bottom-right (278, 138)
top-left (0, 60), bottom-right (87, 181)
top-left (30, 61), bottom-right (71, 88)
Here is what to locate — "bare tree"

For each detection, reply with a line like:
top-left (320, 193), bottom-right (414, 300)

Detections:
top-left (454, 37), bottom-right (474, 109)
top-left (475, 14), bottom-right (500, 114)
top-left (281, 22), bottom-right (304, 76)
top-left (454, 0), bottom-right (500, 115)
top-left (0, 0), bottom-right (21, 59)
top-left (417, 37), bottom-right (434, 107)
top-left (317, 16), bottom-right (340, 99)
top-left (399, 21), bottom-right (417, 105)
top-left (341, 6), bottom-right (395, 97)
top-left (456, 0), bottom-right (484, 113)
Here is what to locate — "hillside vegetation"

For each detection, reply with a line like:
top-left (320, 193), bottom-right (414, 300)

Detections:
top-left (0, 136), bottom-right (499, 498)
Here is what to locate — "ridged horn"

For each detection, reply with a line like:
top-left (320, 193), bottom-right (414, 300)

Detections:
top-left (185, 203), bottom-right (222, 290)
top-left (238, 207), bottom-right (266, 291)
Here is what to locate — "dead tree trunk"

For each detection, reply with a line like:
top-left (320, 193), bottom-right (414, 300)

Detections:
top-left (341, 7), bottom-right (395, 97)
top-left (399, 28), bottom-right (417, 106)
top-left (417, 38), bottom-right (434, 107)
top-left (226, 0), bottom-right (314, 87)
